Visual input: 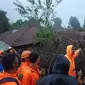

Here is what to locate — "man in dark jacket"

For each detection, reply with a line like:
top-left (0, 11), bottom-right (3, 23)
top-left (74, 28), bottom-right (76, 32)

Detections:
top-left (36, 54), bottom-right (78, 85)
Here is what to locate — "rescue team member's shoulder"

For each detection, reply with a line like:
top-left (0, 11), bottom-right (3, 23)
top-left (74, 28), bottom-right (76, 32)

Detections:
top-left (18, 65), bottom-right (32, 85)
top-left (27, 66), bottom-right (40, 82)
top-left (0, 53), bottom-right (21, 85)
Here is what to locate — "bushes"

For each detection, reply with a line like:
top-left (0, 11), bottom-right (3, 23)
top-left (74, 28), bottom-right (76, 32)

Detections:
top-left (36, 26), bottom-right (54, 45)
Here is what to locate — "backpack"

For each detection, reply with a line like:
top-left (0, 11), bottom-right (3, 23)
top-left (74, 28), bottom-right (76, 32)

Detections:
top-left (0, 77), bottom-right (20, 85)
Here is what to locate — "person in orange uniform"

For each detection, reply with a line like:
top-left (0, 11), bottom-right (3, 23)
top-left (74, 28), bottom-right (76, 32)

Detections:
top-left (27, 52), bottom-right (40, 85)
top-left (18, 50), bottom-right (31, 85)
top-left (65, 45), bottom-right (81, 77)
top-left (0, 53), bottom-right (21, 85)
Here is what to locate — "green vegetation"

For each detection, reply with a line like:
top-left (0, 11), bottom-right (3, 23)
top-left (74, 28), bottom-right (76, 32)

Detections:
top-left (13, 0), bottom-right (62, 27)
top-left (0, 10), bottom-right (10, 33)
top-left (69, 16), bottom-right (81, 30)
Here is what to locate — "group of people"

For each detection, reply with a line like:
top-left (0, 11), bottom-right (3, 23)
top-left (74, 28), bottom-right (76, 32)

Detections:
top-left (0, 45), bottom-right (83, 85)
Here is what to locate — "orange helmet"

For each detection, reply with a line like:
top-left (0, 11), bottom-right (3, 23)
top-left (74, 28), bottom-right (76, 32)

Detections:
top-left (21, 50), bottom-right (31, 59)
top-left (0, 50), bottom-right (4, 56)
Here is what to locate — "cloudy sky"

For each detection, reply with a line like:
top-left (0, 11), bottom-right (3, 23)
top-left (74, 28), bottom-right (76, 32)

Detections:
top-left (0, 0), bottom-right (85, 27)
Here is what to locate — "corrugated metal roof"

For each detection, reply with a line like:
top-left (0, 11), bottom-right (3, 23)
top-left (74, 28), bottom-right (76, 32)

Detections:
top-left (0, 27), bottom-right (38, 47)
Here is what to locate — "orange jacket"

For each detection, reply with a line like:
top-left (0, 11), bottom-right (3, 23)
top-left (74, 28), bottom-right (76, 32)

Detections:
top-left (18, 62), bottom-right (30, 85)
top-left (18, 62), bottom-right (40, 85)
top-left (27, 66), bottom-right (40, 85)
top-left (65, 45), bottom-right (80, 77)
top-left (0, 71), bottom-right (21, 85)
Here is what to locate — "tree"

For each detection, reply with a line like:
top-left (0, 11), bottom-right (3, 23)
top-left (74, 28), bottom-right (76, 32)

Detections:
top-left (53, 17), bottom-right (62, 29)
top-left (10, 18), bottom-right (40, 29)
top-left (83, 19), bottom-right (85, 29)
top-left (10, 19), bottom-right (23, 29)
top-left (0, 10), bottom-right (10, 33)
top-left (69, 16), bottom-right (80, 30)
top-left (14, 0), bottom-right (62, 27)
top-left (27, 18), bottom-right (40, 27)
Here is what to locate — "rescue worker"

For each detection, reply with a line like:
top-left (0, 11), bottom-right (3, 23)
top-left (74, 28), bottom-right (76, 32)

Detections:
top-left (36, 54), bottom-right (78, 85)
top-left (27, 52), bottom-right (40, 85)
top-left (0, 53), bottom-right (21, 85)
top-left (8, 47), bottom-right (16, 54)
top-left (8, 47), bottom-right (21, 67)
top-left (65, 45), bottom-right (81, 77)
top-left (17, 50), bottom-right (31, 85)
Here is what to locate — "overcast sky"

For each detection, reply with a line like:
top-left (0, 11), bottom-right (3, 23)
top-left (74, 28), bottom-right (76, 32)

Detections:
top-left (0, 0), bottom-right (85, 27)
